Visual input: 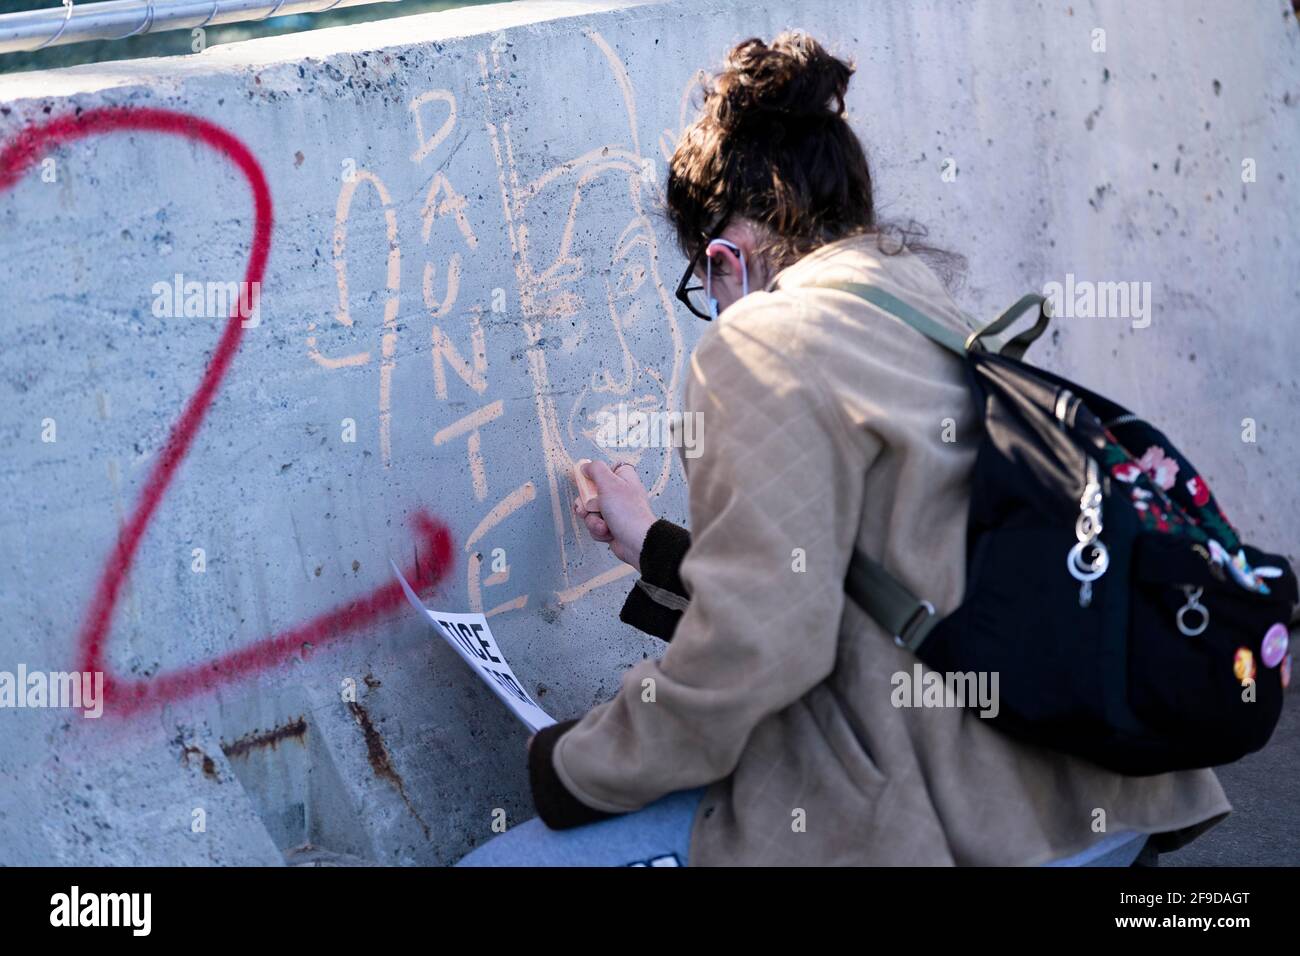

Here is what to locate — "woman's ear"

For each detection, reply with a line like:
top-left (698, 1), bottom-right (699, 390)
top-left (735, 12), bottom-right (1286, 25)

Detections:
top-left (704, 239), bottom-right (743, 278)
top-left (719, 219), bottom-right (769, 285)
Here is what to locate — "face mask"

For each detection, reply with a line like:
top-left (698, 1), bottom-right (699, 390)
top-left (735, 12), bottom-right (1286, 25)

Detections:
top-left (705, 238), bottom-right (749, 320)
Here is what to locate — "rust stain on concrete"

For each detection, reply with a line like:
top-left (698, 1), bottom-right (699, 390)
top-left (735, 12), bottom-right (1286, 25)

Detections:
top-left (347, 701), bottom-right (431, 839)
top-left (220, 716), bottom-right (309, 759)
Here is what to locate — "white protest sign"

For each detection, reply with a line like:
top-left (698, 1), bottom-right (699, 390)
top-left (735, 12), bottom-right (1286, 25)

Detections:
top-left (390, 560), bottom-right (556, 732)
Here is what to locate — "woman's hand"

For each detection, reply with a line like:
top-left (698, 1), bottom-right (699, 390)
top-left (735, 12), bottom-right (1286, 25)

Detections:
top-left (573, 460), bottom-right (657, 573)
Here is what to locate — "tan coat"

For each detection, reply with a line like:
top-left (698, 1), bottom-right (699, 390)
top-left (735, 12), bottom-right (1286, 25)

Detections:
top-left (551, 233), bottom-right (1230, 865)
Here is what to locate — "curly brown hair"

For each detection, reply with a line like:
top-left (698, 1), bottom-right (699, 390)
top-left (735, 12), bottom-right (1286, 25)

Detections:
top-left (665, 32), bottom-right (876, 269)
top-left (665, 32), bottom-right (964, 285)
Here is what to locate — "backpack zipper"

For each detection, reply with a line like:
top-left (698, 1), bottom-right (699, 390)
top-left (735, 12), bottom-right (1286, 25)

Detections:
top-left (1102, 412), bottom-right (1141, 428)
top-left (1176, 585), bottom-right (1209, 636)
top-left (1058, 385), bottom-right (1108, 607)
top-left (1068, 456), bottom-right (1109, 607)
top-left (1054, 388), bottom-right (1075, 427)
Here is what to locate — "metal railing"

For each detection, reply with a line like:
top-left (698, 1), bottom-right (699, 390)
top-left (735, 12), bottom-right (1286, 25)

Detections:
top-left (0, 0), bottom-right (401, 55)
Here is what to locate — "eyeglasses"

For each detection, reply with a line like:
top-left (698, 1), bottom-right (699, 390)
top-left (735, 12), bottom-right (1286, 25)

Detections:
top-left (675, 219), bottom-right (744, 321)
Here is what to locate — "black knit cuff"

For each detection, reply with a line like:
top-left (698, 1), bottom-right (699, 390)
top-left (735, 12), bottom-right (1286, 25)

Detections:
top-left (528, 719), bottom-right (618, 830)
top-left (638, 519), bottom-right (692, 596)
top-left (620, 585), bottom-right (684, 640)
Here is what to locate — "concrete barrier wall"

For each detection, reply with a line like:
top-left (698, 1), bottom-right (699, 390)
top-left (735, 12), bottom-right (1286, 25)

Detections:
top-left (1, 0), bottom-right (1296, 865)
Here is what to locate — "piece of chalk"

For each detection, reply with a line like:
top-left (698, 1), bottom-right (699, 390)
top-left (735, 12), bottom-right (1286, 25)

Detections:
top-left (574, 458), bottom-right (600, 512)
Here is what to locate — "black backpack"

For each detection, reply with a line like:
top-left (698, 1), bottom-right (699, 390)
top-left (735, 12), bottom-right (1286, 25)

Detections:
top-left (823, 281), bottom-right (1297, 776)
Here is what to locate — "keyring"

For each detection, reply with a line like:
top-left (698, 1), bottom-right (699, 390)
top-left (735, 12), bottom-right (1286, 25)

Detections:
top-left (1176, 586), bottom-right (1209, 637)
top-left (1067, 539), bottom-right (1109, 582)
top-left (1177, 603), bottom-right (1209, 637)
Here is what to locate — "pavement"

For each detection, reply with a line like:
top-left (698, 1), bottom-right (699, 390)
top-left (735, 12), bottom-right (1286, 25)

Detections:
top-left (1164, 688), bottom-right (1299, 866)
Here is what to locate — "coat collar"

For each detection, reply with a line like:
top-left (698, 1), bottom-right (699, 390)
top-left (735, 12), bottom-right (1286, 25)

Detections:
top-left (764, 231), bottom-right (893, 293)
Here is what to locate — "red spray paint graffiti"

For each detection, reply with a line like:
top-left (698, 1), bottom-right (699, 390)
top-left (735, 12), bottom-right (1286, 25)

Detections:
top-left (0, 107), bottom-right (453, 718)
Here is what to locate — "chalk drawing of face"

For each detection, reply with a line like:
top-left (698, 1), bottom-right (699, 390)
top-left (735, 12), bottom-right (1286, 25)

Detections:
top-left (479, 31), bottom-right (685, 587)
top-left (563, 177), bottom-right (677, 476)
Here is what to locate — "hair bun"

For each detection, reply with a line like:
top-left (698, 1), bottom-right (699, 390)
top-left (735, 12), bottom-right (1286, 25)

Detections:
top-left (712, 32), bottom-right (853, 134)
top-left (665, 30), bottom-right (879, 272)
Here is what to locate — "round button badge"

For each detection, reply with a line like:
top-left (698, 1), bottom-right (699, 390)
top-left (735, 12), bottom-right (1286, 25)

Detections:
top-left (1261, 623), bottom-right (1289, 669)
top-left (1233, 647), bottom-right (1256, 685)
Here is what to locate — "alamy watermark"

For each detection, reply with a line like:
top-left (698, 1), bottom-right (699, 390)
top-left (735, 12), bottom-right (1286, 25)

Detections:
top-left (151, 273), bottom-right (261, 328)
top-left (0, 666), bottom-right (103, 718)
top-left (891, 663), bottom-right (1000, 718)
top-left (50, 886), bottom-right (151, 936)
top-left (593, 403), bottom-right (703, 459)
top-left (1042, 273), bottom-right (1152, 329)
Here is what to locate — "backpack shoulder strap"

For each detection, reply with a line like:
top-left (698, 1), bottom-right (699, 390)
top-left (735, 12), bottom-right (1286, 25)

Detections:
top-left (807, 280), bottom-right (1052, 650)
top-left (812, 280), bottom-right (1052, 362)
top-left (844, 550), bottom-right (940, 653)
top-left (801, 279), bottom-right (954, 651)
top-left (812, 280), bottom-right (972, 355)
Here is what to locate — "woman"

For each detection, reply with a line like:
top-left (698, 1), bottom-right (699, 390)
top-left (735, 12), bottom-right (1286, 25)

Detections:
top-left (458, 32), bottom-right (1229, 867)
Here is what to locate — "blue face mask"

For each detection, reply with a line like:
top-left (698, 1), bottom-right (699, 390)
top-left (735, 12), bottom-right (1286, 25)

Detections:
top-left (705, 238), bottom-right (749, 320)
